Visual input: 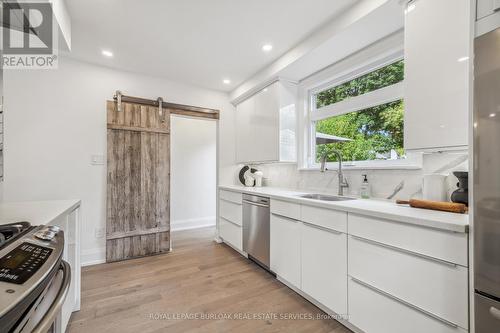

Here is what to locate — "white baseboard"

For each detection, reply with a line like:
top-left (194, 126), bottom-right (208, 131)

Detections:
top-left (81, 247), bottom-right (106, 267)
top-left (80, 217), bottom-right (215, 266)
top-left (171, 216), bottom-right (216, 231)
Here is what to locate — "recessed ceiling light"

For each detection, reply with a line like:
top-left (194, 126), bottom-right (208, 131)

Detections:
top-left (262, 44), bottom-right (273, 52)
top-left (102, 50), bottom-right (113, 57)
top-left (223, 79), bottom-right (231, 85)
top-left (489, 113), bottom-right (496, 118)
top-left (457, 56), bottom-right (469, 62)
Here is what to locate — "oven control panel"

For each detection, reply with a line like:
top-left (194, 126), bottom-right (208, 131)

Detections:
top-left (0, 242), bottom-right (53, 284)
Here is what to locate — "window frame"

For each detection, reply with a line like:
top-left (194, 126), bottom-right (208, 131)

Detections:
top-left (302, 49), bottom-right (422, 170)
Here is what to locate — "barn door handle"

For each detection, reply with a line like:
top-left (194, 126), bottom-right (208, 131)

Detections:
top-left (158, 97), bottom-right (165, 123)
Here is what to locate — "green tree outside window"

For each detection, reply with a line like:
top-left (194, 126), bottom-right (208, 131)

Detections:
top-left (315, 60), bottom-right (405, 162)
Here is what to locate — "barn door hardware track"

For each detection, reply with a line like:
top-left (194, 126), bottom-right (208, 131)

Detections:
top-left (113, 91), bottom-right (219, 119)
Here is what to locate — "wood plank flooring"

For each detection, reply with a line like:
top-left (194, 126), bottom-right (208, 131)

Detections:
top-left (68, 227), bottom-right (352, 333)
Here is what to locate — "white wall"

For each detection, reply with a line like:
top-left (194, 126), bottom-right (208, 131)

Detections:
top-left (171, 116), bottom-right (216, 231)
top-left (3, 56), bottom-right (236, 265)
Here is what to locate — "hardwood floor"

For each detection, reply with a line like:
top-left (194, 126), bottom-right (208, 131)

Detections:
top-left (68, 227), bottom-right (352, 333)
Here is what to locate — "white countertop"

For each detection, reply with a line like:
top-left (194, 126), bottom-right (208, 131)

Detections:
top-left (219, 185), bottom-right (469, 233)
top-left (0, 200), bottom-right (81, 226)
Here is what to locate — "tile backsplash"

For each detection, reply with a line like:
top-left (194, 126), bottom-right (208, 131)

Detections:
top-left (239, 153), bottom-right (468, 201)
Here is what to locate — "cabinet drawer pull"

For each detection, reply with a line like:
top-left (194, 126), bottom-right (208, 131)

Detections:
top-left (350, 235), bottom-right (458, 268)
top-left (220, 217), bottom-right (241, 227)
top-left (220, 198), bottom-right (242, 206)
top-left (302, 221), bottom-right (342, 235)
top-left (350, 277), bottom-right (459, 329)
top-left (271, 213), bottom-right (300, 223)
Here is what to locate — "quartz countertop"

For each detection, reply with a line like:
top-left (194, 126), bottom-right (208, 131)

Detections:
top-left (219, 185), bottom-right (469, 233)
top-left (0, 200), bottom-right (81, 226)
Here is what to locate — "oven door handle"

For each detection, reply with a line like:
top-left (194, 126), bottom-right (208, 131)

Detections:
top-left (31, 260), bottom-right (71, 333)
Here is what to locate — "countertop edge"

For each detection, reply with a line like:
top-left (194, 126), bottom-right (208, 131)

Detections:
top-left (46, 200), bottom-right (82, 226)
top-left (0, 199), bottom-right (82, 226)
top-left (219, 185), bottom-right (468, 234)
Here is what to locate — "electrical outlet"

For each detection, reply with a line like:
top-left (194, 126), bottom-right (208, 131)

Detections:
top-left (91, 154), bottom-right (105, 165)
top-left (95, 227), bottom-right (105, 238)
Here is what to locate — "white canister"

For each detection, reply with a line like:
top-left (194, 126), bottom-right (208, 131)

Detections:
top-left (422, 174), bottom-right (448, 202)
top-left (253, 171), bottom-right (263, 187)
top-left (244, 173), bottom-right (255, 187)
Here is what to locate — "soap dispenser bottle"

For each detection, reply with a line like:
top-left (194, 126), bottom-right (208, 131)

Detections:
top-left (360, 174), bottom-right (371, 199)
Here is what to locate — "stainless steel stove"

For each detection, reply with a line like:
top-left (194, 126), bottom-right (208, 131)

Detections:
top-left (0, 222), bottom-right (70, 333)
top-left (0, 222), bottom-right (33, 249)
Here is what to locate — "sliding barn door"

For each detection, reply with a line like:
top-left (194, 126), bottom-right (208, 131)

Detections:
top-left (106, 101), bottom-right (170, 262)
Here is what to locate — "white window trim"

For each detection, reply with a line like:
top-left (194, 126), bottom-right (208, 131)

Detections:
top-left (299, 44), bottom-right (423, 170)
top-left (311, 82), bottom-right (403, 121)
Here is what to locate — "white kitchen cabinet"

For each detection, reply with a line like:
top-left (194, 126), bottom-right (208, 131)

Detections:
top-left (348, 213), bottom-right (468, 266)
top-left (235, 97), bottom-right (256, 162)
top-left (254, 81), bottom-right (280, 162)
top-left (476, 0), bottom-right (500, 36)
top-left (50, 207), bottom-right (81, 331)
top-left (235, 80), bottom-right (297, 163)
top-left (404, 0), bottom-right (471, 151)
top-left (270, 199), bottom-right (301, 220)
top-left (218, 190), bottom-right (243, 251)
top-left (349, 235), bottom-right (468, 329)
top-left (301, 222), bottom-right (347, 316)
top-left (219, 199), bottom-right (242, 226)
top-left (348, 278), bottom-right (467, 333)
top-left (270, 213), bottom-right (301, 288)
top-left (219, 218), bottom-right (242, 251)
top-left (477, 0), bottom-right (500, 20)
top-left (219, 189), bottom-right (242, 204)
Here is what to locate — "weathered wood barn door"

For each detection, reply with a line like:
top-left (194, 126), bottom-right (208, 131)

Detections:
top-left (106, 100), bottom-right (170, 262)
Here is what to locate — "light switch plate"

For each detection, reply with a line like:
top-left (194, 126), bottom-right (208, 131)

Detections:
top-left (95, 227), bottom-right (105, 238)
top-left (91, 154), bottom-right (105, 165)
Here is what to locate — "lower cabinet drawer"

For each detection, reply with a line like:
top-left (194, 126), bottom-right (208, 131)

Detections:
top-left (270, 199), bottom-right (301, 220)
top-left (301, 205), bottom-right (347, 233)
top-left (270, 214), bottom-right (301, 288)
top-left (349, 213), bottom-right (468, 266)
top-left (219, 218), bottom-right (242, 251)
top-left (219, 189), bottom-right (242, 204)
top-left (219, 199), bottom-right (242, 226)
top-left (301, 223), bottom-right (347, 316)
top-left (348, 278), bottom-right (467, 333)
top-left (348, 235), bottom-right (468, 329)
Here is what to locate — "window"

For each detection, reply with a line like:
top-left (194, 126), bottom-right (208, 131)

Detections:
top-left (315, 60), bottom-right (404, 109)
top-left (315, 100), bottom-right (404, 162)
top-left (309, 59), bottom-right (414, 168)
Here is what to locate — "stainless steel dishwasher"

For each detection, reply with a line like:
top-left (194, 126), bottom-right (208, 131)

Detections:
top-left (242, 194), bottom-right (270, 270)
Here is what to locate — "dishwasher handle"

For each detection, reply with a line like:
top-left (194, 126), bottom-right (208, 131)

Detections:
top-left (242, 199), bottom-right (269, 208)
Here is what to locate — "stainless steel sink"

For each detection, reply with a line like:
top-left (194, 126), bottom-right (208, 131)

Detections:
top-left (298, 194), bottom-right (356, 201)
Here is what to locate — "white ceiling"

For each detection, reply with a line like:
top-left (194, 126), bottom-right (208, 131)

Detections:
top-left (64, 0), bottom-right (359, 92)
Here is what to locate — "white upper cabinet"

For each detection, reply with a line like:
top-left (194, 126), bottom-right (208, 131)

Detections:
top-left (477, 0), bottom-right (500, 20)
top-left (404, 0), bottom-right (471, 151)
top-left (476, 0), bottom-right (500, 36)
top-left (235, 80), bottom-right (297, 163)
